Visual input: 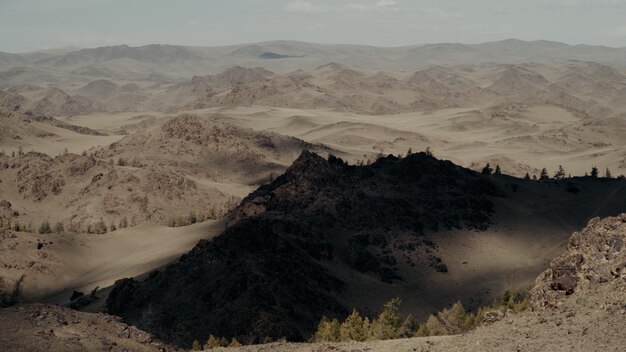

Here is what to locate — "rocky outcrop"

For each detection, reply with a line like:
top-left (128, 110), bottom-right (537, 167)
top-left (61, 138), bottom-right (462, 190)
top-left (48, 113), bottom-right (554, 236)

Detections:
top-left (107, 150), bottom-right (500, 346)
top-left (0, 304), bottom-right (178, 352)
top-left (531, 214), bottom-right (626, 309)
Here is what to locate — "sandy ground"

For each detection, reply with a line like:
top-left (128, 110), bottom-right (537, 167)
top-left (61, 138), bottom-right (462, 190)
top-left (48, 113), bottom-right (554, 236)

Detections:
top-left (171, 105), bottom-right (626, 178)
top-left (0, 219), bottom-right (225, 305)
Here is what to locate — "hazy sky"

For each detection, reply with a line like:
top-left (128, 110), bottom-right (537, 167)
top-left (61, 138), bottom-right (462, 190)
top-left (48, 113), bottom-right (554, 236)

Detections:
top-left (2, 0), bottom-right (626, 52)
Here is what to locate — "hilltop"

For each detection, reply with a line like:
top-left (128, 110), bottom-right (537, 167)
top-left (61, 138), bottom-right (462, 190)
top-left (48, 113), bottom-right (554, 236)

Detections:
top-left (106, 151), bottom-right (626, 346)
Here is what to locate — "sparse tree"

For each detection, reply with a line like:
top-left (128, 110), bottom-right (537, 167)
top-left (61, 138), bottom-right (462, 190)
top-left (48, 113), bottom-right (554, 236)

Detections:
top-left (188, 211), bottom-right (197, 225)
top-left (605, 167), bottom-right (612, 179)
top-left (438, 302), bottom-right (468, 335)
top-left (204, 334), bottom-right (220, 349)
top-left (229, 338), bottom-right (242, 347)
top-left (591, 166), bottom-right (599, 178)
top-left (554, 165), bottom-right (566, 180)
top-left (524, 172), bottom-right (531, 180)
top-left (220, 337), bottom-right (229, 347)
top-left (539, 168), bottom-right (549, 180)
top-left (481, 163), bottom-right (493, 175)
top-left (94, 218), bottom-right (107, 234)
top-left (312, 316), bottom-right (341, 342)
top-left (371, 298), bottom-right (403, 340)
top-left (532, 174), bottom-right (538, 181)
top-left (119, 217), bottom-right (128, 229)
top-left (340, 308), bottom-right (368, 341)
top-left (38, 221), bottom-right (52, 234)
top-left (494, 165), bottom-right (502, 175)
top-left (416, 315), bottom-right (445, 337)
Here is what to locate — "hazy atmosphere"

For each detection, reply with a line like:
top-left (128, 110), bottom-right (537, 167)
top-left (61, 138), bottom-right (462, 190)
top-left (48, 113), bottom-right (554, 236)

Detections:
top-left (2, 1), bottom-right (626, 352)
top-left (2, 0), bottom-right (626, 52)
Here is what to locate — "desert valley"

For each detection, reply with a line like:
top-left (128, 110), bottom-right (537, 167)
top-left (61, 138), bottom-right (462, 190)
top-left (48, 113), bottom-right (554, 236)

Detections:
top-left (1, 35), bottom-right (626, 352)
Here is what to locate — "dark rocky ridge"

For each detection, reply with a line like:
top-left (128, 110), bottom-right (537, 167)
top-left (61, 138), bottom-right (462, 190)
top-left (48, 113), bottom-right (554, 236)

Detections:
top-left (107, 151), bottom-right (499, 346)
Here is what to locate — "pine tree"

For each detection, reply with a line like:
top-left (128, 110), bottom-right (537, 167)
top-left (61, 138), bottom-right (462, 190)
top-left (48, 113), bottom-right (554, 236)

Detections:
top-left (417, 315), bottom-right (446, 336)
top-left (312, 316), bottom-right (341, 342)
top-left (494, 165), bottom-right (502, 175)
top-left (591, 166), bottom-right (599, 178)
top-left (524, 172), bottom-right (531, 180)
top-left (339, 308), bottom-right (368, 341)
top-left (605, 167), bottom-right (612, 179)
top-left (220, 337), bottom-right (229, 347)
top-left (371, 298), bottom-right (403, 340)
top-left (205, 334), bottom-right (220, 349)
top-left (38, 221), bottom-right (52, 234)
top-left (229, 338), bottom-right (242, 347)
top-left (554, 165), bottom-right (565, 180)
top-left (438, 302), bottom-right (467, 334)
top-left (191, 339), bottom-right (202, 351)
top-left (481, 163), bottom-right (493, 175)
top-left (539, 168), bottom-right (549, 180)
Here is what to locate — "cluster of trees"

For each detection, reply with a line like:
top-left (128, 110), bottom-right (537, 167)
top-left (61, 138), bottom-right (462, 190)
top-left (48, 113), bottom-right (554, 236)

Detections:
top-left (7, 217), bottom-right (131, 235)
top-left (166, 197), bottom-right (240, 228)
top-left (481, 162), bottom-right (625, 181)
top-left (313, 289), bottom-right (528, 343)
top-left (0, 146), bottom-right (25, 158)
top-left (192, 335), bottom-right (242, 350)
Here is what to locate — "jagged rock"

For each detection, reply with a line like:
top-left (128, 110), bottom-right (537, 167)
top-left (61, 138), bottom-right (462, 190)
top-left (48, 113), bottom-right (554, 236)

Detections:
top-left (531, 214), bottom-right (626, 310)
top-left (107, 150), bottom-right (499, 346)
top-left (482, 310), bottom-right (505, 325)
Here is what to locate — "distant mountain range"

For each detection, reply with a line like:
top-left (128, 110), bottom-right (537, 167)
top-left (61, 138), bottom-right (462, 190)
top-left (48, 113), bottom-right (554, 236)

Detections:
top-left (1, 39), bottom-right (626, 79)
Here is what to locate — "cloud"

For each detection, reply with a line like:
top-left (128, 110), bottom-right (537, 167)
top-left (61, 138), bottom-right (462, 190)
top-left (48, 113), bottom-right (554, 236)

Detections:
top-left (284, 0), bottom-right (317, 12)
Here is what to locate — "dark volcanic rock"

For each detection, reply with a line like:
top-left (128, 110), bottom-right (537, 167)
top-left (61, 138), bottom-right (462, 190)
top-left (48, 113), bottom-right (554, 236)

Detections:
top-left (107, 150), bottom-right (499, 346)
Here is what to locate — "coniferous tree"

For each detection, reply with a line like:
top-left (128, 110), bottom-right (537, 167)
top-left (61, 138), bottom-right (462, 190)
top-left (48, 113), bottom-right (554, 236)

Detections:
top-left (494, 165), bottom-right (502, 175)
top-left (591, 166), bottom-right (599, 178)
top-left (481, 163), bottom-right (493, 175)
top-left (554, 165), bottom-right (565, 180)
top-left (38, 221), bottom-right (52, 234)
top-left (191, 339), bottom-right (202, 351)
top-left (605, 168), bottom-right (612, 179)
top-left (438, 302), bottom-right (468, 335)
top-left (339, 309), bottom-right (368, 341)
top-left (524, 172), bottom-right (531, 180)
top-left (220, 337), bottom-right (229, 347)
top-left (539, 168), bottom-right (549, 180)
top-left (204, 334), bottom-right (220, 349)
top-left (371, 298), bottom-right (403, 340)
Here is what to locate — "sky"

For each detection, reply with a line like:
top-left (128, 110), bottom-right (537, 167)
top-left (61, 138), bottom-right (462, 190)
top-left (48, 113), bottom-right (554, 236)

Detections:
top-left (1, 0), bottom-right (626, 52)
